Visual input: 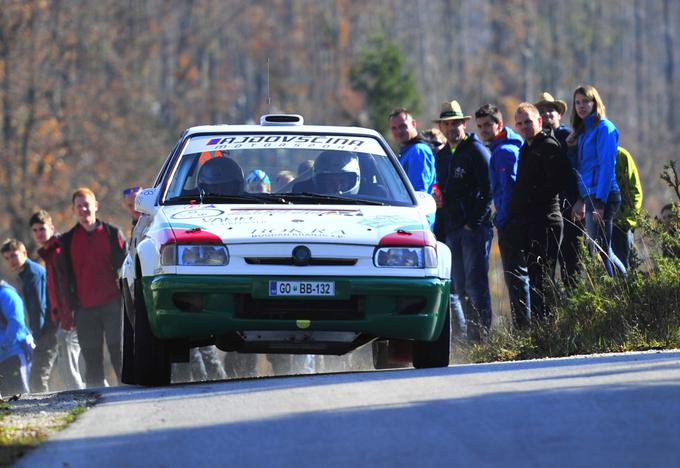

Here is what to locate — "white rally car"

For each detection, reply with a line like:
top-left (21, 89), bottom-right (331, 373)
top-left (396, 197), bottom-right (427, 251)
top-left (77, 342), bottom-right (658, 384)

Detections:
top-left (121, 114), bottom-right (452, 386)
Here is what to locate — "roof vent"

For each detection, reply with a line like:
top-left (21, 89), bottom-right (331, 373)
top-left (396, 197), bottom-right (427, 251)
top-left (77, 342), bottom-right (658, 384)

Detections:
top-left (260, 114), bottom-right (304, 126)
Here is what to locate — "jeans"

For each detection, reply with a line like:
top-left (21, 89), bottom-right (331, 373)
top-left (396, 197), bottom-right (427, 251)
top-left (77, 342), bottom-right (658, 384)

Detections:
top-left (0, 354), bottom-right (30, 395)
top-left (526, 220), bottom-right (563, 322)
top-left (55, 326), bottom-right (84, 390)
top-left (559, 213), bottom-right (584, 288)
top-left (611, 225), bottom-right (634, 270)
top-left (29, 319), bottom-right (59, 393)
top-left (75, 298), bottom-right (122, 388)
top-left (584, 192), bottom-right (626, 277)
top-left (497, 223), bottom-right (531, 328)
top-left (445, 221), bottom-right (493, 340)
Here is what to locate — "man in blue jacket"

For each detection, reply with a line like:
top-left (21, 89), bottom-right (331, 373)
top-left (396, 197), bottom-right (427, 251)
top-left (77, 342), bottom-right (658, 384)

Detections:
top-left (434, 100), bottom-right (493, 342)
top-left (388, 107), bottom-right (436, 195)
top-left (0, 280), bottom-right (33, 395)
top-left (475, 104), bottom-right (529, 327)
top-left (2, 238), bottom-right (57, 392)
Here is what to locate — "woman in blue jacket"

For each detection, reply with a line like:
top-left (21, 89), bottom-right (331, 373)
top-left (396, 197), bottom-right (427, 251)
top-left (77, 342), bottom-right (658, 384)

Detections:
top-left (569, 85), bottom-right (626, 277)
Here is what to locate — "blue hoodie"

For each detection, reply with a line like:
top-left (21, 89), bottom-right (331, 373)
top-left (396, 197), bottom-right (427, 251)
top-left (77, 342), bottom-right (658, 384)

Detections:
top-left (18, 258), bottom-right (47, 338)
top-left (489, 126), bottom-right (524, 228)
top-left (398, 135), bottom-right (436, 194)
top-left (0, 281), bottom-right (33, 363)
top-left (576, 113), bottom-right (620, 205)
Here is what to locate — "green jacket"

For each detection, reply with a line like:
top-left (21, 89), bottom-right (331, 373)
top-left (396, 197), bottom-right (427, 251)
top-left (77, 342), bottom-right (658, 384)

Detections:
top-left (614, 147), bottom-right (643, 230)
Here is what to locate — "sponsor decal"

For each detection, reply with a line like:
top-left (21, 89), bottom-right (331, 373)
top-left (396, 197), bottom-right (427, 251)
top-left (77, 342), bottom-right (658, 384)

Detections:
top-left (229, 208), bottom-right (362, 217)
top-left (195, 209), bottom-right (363, 226)
top-left (185, 134), bottom-right (383, 154)
top-left (358, 215), bottom-right (420, 229)
top-left (171, 208), bottom-right (224, 219)
top-left (250, 227), bottom-right (347, 239)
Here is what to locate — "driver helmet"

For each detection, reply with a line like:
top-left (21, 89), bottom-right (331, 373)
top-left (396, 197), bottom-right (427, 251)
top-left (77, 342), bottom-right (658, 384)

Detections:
top-left (197, 157), bottom-right (244, 195)
top-left (245, 169), bottom-right (272, 193)
top-left (313, 151), bottom-right (361, 195)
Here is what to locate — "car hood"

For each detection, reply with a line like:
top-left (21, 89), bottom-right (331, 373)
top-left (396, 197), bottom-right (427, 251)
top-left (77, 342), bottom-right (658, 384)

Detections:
top-left (152, 204), bottom-right (430, 246)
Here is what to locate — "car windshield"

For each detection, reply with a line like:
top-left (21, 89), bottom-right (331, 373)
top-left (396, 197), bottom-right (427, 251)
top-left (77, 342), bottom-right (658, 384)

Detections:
top-left (162, 133), bottom-right (413, 206)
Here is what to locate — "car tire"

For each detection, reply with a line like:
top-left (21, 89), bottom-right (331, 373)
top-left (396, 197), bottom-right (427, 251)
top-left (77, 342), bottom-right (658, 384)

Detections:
top-left (121, 298), bottom-right (136, 385)
top-left (412, 297), bottom-right (451, 369)
top-left (133, 278), bottom-right (171, 386)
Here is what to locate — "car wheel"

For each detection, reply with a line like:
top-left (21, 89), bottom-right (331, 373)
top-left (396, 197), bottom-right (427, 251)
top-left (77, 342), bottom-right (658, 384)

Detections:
top-left (121, 297), bottom-right (136, 385)
top-left (133, 278), bottom-right (171, 386)
top-left (412, 297), bottom-right (451, 369)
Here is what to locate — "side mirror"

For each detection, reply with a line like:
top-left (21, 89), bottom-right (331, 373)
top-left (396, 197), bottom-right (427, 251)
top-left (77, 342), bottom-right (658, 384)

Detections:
top-left (414, 191), bottom-right (437, 218)
top-left (135, 187), bottom-right (159, 215)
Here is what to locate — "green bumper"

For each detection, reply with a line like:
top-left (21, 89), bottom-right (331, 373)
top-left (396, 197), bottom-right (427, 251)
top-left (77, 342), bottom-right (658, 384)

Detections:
top-left (142, 275), bottom-right (450, 342)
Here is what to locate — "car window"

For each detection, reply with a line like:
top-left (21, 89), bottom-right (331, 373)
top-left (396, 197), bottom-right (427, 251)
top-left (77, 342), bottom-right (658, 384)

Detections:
top-left (162, 133), bottom-right (413, 205)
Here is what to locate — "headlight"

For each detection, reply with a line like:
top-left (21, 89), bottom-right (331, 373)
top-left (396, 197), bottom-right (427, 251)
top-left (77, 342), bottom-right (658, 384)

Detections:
top-left (374, 246), bottom-right (437, 268)
top-left (161, 244), bottom-right (229, 266)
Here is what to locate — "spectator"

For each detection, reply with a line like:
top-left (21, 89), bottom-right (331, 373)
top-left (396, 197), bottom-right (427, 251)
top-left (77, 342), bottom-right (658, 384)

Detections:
top-left (62, 187), bottom-right (127, 388)
top-left (476, 103), bottom-right (529, 327)
top-left (511, 103), bottom-right (571, 324)
top-left (534, 92), bottom-right (581, 287)
top-left (274, 170), bottom-right (295, 191)
top-left (1, 239), bottom-right (57, 392)
top-left (433, 100), bottom-right (493, 341)
top-left (297, 160), bottom-right (315, 178)
top-left (388, 107), bottom-right (436, 194)
top-left (568, 85), bottom-right (626, 277)
top-left (612, 147), bottom-right (643, 269)
top-left (173, 346), bottom-right (227, 383)
top-left (29, 210), bottom-right (84, 390)
top-left (422, 127), bottom-right (447, 153)
top-left (245, 169), bottom-right (272, 193)
top-left (0, 280), bottom-right (33, 395)
top-left (122, 186), bottom-right (142, 233)
top-left (659, 203), bottom-right (680, 258)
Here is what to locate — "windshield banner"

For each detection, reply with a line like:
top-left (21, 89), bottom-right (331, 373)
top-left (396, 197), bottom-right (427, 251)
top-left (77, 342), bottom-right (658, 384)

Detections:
top-left (184, 134), bottom-right (384, 154)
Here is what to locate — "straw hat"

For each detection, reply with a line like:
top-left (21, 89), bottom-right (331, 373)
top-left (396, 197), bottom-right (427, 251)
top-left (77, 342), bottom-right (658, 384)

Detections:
top-left (534, 92), bottom-right (567, 115)
top-left (432, 100), bottom-right (471, 122)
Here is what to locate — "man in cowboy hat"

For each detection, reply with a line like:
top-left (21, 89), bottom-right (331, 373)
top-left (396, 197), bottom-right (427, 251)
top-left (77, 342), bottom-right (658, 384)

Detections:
top-left (433, 100), bottom-right (493, 342)
top-left (387, 107), bottom-right (436, 195)
top-left (534, 92), bottom-right (580, 287)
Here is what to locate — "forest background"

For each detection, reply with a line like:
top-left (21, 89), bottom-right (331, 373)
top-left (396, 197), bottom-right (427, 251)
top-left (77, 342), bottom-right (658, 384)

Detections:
top-left (1, 0), bottom-right (678, 316)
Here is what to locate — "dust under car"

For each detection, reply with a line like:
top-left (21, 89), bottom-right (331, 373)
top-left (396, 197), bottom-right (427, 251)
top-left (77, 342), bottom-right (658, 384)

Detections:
top-left (121, 114), bottom-right (452, 386)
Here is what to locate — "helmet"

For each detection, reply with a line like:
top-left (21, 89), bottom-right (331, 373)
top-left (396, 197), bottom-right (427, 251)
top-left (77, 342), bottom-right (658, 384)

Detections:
top-left (313, 151), bottom-right (361, 195)
top-left (197, 157), bottom-right (244, 195)
top-left (244, 169), bottom-right (271, 193)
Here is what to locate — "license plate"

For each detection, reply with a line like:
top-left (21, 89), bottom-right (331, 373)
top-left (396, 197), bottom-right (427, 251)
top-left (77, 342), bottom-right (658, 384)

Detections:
top-left (269, 281), bottom-right (335, 297)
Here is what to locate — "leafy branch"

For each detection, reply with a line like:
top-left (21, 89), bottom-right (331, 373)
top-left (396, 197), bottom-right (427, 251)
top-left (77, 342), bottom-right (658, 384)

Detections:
top-left (660, 160), bottom-right (680, 201)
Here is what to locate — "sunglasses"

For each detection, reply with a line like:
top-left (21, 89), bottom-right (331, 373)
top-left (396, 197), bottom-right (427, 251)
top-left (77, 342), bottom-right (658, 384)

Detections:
top-left (123, 186), bottom-right (141, 196)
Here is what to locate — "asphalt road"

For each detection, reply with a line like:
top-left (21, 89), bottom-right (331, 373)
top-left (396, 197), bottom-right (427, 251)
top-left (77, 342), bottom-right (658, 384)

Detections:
top-left (16, 350), bottom-right (680, 468)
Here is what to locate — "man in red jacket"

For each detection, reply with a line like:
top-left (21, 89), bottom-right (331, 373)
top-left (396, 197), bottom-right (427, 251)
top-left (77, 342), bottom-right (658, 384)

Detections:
top-left (62, 188), bottom-right (127, 388)
top-left (30, 210), bottom-right (84, 390)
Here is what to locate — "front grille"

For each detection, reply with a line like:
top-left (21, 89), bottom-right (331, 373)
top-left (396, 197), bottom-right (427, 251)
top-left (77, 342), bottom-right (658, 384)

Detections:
top-left (244, 257), bottom-right (357, 266)
top-left (235, 295), bottom-right (364, 320)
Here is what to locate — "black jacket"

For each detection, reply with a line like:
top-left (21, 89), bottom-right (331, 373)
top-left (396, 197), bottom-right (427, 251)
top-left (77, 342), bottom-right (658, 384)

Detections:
top-left (436, 133), bottom-right (492, 234)
top-left (510, 128), bottom-right (571, 225)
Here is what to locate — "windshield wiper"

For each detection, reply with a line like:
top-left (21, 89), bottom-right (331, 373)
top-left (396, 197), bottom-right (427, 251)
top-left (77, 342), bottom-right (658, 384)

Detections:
top-left (166, 193), bottom-right (289, 204)
top-left (279, 192), bottom-right (385, 206)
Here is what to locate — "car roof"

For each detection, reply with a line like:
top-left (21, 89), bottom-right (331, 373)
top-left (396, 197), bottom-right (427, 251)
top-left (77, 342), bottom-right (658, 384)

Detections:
top-left (184, 118), bottom-right (384, 139)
